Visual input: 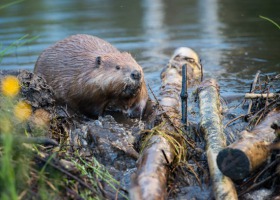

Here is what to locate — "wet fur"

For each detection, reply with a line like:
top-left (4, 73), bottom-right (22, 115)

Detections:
top-left (34, 34), bottom-right (148, 117)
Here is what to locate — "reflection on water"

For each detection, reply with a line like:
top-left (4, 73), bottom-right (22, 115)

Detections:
top-left (0, 0), bottom-right (279, 96)
top-left (198, 0), bottom-right (226, 76)
top-left (142, 0), bottom-right (167, 92)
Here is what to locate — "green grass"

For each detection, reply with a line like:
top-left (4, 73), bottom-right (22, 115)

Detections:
top-left (0, 91), bottom-right (33, 199)
top-left (73, 153), bottom-right (129, 200)
top-left (0, 34), bottom-right (39, 64)
top-left (260, 15), bottom-right (280, 30)
top-left (0, 0), bottom-right (25, 10)
top-left (0, 134), bottom-right (17, 200)
top-left (0, 0), bottom-right (38, 64)
top-left (0, 3), bottom-right (44, 199)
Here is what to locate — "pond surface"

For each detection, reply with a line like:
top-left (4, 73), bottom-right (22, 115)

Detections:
top-left (0, 0), bottom-right (279, 97)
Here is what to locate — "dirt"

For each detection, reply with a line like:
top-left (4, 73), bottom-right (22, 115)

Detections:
top-left (0, 70), bottom-right (279, 199)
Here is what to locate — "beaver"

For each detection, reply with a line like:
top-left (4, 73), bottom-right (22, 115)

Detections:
top-left (34, 34), bottom-right (148, 117)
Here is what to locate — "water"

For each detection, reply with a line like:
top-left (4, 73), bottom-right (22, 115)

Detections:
top-left (0, 0), bottom-right (279, 97)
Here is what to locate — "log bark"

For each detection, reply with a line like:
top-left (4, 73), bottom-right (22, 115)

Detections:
top-left (198, 79), bottom-right (238, 200)
top-left (130, 48), bottom-right (201, 200)
top-left (217, 110), bottom-right (280, 180)
top-left (132, 64), bottom-right (183, 200)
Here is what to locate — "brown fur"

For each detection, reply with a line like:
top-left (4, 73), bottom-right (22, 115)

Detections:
top-left (34, 34), bottom-right (148, 117)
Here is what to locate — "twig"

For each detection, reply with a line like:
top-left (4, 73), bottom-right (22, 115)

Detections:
top-left (245, 93), bottom-right (280, 99)
top-left (22, 137), bottom-right (58, 146)
top-left (224, 114), bottom-right (246, 128)
top-left (0, 135), bottom-right (58, 146)
top-left (255, 111), bottom-right (265, 127)
top-left (200, 62), bottom-right (204, 82)
top-left (115, 187), bottom-right (120, 200)
top-left (238, 170), bottom-right (279, 197)
top-left (161, 149), bottom-right (170, 165)
top-left (254, 155), bottom-right (280, 183)
top-left (148, 84), bottom-right (160, 107)
top-left (247, 70), bottom-right (261, 114)
top-left (180, 64), bottom-right (188, 124)
top-left (60, 105), bottom-right (71, 118)
top-left (247, 99), bottom-right (277, 127)
top-left (35, 155), bottom-right (97, 195)
top-left (95, 173), bottom-right (107, 199)
top-left (187, 163), bottom-right (202, 188)
top-left (251, 70), bottom-right (261, 93)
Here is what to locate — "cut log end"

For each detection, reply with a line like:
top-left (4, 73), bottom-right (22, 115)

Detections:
top-left (217, 148), bottom-right (250, 180)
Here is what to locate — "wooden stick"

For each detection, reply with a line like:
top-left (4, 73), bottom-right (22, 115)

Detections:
top-left (217, 110), bottom-right (280, 180)
top-left (247, 70), bottom-right (261, 114)
top-left (181, 64), bottom-right (188, 124)
top-left (245, 93), bottom-right (280, 99)
top-left (198, 79), bottom-right (238, 200)
top-left (0, 135), bottom-right (58, 146)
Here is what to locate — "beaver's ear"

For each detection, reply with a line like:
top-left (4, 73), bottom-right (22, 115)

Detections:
top-left (96, 56), bottom-right (102, 66)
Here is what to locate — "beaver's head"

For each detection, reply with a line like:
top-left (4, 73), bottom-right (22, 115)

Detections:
top-left (76, 52), bottom-right (148, 117)
top-left (91, 52), bottom-right (144, 98)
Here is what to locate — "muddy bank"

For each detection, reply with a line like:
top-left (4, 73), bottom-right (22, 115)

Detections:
top-left (0, 69), bottom-right (279, 199)
top-left (1, 70), bottom-right (146, 199)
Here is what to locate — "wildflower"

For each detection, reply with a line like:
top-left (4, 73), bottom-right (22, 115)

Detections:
top-left (14, 101), bottom-right (32, 121)
top-left (1, 76), bottom-right (20, 97)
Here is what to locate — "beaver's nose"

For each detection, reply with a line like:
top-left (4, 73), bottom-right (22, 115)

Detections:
top-left (131, 70), bottom-right (141, 80)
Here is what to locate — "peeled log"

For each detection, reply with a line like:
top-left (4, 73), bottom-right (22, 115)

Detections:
top-left (198, 79), bottom-right (238, 200)
top-left (131, 48), bottom-right (202, 200)
top-left (217, 110), bottom-right (280, 180)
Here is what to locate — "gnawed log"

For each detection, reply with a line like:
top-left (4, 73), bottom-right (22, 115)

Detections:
top-left (217, 110), bottom-right (280, 180)
top-left (130, 47), bottom-right (202, 200)
top-left (198, 79), bottom-right (238, 200)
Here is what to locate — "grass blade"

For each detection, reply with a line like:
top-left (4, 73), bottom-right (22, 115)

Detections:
top-left (259, 15), bottom-right (280, 29)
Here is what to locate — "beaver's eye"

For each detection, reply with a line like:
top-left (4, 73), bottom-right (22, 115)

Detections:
top-left (116, 65), bottom-right (120, 70)
top-left (96, 56), bottom-right (102, 65)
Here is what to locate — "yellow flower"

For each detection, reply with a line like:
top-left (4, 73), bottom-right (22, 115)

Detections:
top-left (1, 76), bottom-right (20, 97)
top-left (14, 101), bottom-right (32, 122)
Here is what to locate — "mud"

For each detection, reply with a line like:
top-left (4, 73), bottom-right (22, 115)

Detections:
top-left (0, 70), bottom-right (279, 199)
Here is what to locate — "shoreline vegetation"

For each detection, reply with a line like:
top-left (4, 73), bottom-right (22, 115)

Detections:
top-left (0, 70), bottom-right (130, 199)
